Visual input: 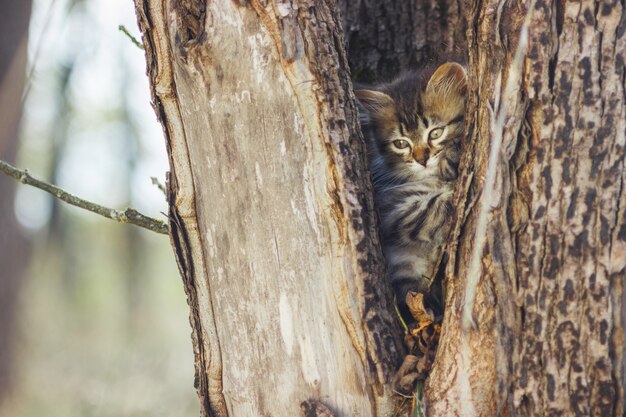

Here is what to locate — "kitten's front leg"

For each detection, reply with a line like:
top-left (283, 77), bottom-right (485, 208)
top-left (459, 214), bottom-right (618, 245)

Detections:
top-left (386, 243), bottom-right (434, 303)
top-left (415, 187), bottom-right (454, 243)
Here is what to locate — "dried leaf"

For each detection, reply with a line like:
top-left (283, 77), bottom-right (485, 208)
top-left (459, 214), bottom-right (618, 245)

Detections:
top-left (392, 354), bottom-right (420, 393)
top-left (397, 372), bottom-right (420, 394)
top-left (415, 355), bottom-right (432, 375)
top-left (398, 354), bottom-right (419, 372)
top-left (392, 297), bottom-right (443, 400)
top-left (404, 333), bottom-right (417, 351)
top-left (405, 291), bottom-right (434, 326)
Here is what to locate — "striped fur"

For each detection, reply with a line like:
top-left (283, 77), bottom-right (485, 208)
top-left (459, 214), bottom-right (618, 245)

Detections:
top-left (356, 62), bottom-right (467, 303)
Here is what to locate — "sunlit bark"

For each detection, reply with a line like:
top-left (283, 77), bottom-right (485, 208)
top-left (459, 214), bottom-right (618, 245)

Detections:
top-left (426, 1), bottom-right (626, 416)
top-left (135, 0), bottom-right (626, 416)
top-left (134, 1), bottom-right (402, 415)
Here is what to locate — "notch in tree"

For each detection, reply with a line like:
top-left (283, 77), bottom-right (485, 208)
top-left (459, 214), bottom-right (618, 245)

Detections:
top-left (133, 0), bottom-right (626, 416)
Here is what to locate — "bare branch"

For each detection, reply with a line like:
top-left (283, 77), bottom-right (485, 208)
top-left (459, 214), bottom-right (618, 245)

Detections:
top-left (151, 176), bottom-right (167, 196)
top-left (0, 159), bottom-right (168, 235)
top-left (118, 25), bottom-right (144, 50)
top-left (22, 0), bottom-right (60, 104)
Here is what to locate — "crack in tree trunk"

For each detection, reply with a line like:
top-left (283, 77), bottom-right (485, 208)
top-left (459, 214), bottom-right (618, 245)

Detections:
top-left (133, 0), bottom-right (626, 415)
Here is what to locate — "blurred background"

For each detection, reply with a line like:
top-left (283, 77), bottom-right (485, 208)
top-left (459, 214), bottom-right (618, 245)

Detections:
top-left (0, 0), bottom-right (198, 416)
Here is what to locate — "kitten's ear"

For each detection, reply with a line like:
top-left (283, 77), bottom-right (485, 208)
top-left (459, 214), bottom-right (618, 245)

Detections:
top-left (354, 89), bottom-right (395, 116)
top-left (426, 62), bottom-right (467, 96)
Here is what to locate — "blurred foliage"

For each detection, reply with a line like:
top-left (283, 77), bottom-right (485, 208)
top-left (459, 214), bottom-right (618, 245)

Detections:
top-left (0, 0), bottom-right (199, 415)
top-left (6, 220), bottom-right (198, 417)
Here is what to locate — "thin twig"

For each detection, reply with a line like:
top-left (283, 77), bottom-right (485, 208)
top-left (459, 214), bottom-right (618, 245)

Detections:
top-left (461, 0), bottom-right (536, 330)
top-left (151, 176), bottom-right (167, 196)
top-left (0, 159), bottom-right (168, 235)
top-left (118, 25), bottom-right (144, 50)
top-left (22, 0), bottom-right (60, 104)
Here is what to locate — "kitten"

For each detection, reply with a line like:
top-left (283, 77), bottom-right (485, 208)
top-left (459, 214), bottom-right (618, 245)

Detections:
top-left (355, 62), bottom-right (467, 305)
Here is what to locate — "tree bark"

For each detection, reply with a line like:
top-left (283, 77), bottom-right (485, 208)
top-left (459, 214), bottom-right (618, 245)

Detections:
top-left (134, 0), bottom-right (626, 416)
top-left (0, 0), bottom-right (32, 407)
top-left (134, 1), bottom-right (402, 416)
top-left (338, 0), bottom-right (466, 82)
top-left (425, 1), bottom-right (626, 416)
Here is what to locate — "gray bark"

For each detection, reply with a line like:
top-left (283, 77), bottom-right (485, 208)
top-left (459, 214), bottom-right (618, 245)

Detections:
top-left (134, 1), bottom-right (403, 416)
top-left (425, 1), bottom-right (626, 416)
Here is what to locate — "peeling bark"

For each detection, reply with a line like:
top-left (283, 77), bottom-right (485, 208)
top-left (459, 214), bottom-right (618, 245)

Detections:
top-left (134, 1), bottom-right (403, 416)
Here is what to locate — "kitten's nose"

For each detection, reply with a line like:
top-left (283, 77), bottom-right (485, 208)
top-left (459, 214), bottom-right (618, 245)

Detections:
top-left (415, 155), bottom-right (429, 167)
top-left (413, 147), bottom-right (430, 167)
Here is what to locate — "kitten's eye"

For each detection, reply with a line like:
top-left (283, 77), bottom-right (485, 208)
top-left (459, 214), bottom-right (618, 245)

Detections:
top-left (429, 127), bottom-right (444, 140)
top-left (393, 139), bottom-right (410, 149)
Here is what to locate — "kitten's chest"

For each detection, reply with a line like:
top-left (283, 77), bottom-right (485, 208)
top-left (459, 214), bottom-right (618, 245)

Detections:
top-left (376, 178), bottom-right (450, 204)
top-left (375, 179), bottom-right (451, 226)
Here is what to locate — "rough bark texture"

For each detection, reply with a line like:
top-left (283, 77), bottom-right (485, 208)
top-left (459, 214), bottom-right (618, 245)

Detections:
top-left (0, 0), bottom-right (32, 407)
top-left (134, 1), bottom-right (403, 416)
top-left (426, 1), bottom-right (626, 416)
top-left (135, 0), bottom-right (626, 416)
top-left (338, 0), bottom-right (466, 82)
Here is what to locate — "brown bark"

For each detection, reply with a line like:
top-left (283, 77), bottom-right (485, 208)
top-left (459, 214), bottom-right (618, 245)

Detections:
top-left (133, 1), bottom-right (402, 416)
top-left (0, 0), bottom-right (32, 406)
top-left (425, 1), bottom-right (626, 416)
top-left (338, 0), bottom-right (466, 82)
top-left (134, 0), bottom-right (626, 416)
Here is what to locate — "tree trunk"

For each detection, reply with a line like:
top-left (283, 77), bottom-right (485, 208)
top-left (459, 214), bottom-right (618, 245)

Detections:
top-left (134, 0), bottom-right (626, 416)
top-left (425, 1), bottom-right (626, 416)
top-left (338, 0), bottom-right (466, 82)
top-left (0, 0), bottom-right (32, 407)
top-left (134, 1), bottom-right (402, 416)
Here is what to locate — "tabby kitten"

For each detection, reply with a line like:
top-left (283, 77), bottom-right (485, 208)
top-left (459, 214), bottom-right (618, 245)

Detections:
top-left (355, 62), bottom-right (467, 304)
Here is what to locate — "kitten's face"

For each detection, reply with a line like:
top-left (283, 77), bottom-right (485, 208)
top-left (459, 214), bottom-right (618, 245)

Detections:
top-left (356, 63), bottom-right (467, 180)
